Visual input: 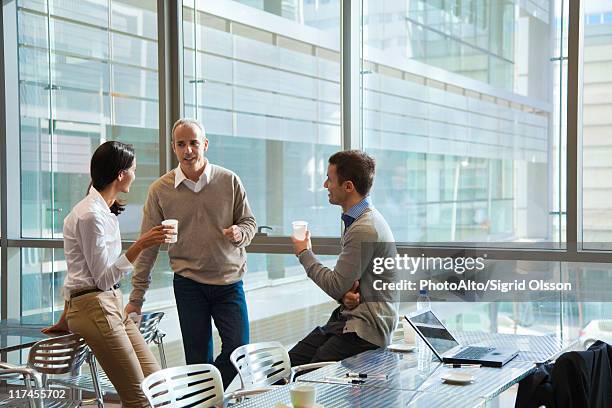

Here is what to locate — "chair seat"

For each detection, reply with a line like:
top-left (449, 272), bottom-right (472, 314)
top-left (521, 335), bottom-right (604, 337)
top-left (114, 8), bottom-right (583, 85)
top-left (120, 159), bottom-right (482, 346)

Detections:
top-left (0, 395), bottom-right (81, 407)
top-left (49, 370), bottom-right (117, 396)
top-left (11, 312), bottom-right (168, 408)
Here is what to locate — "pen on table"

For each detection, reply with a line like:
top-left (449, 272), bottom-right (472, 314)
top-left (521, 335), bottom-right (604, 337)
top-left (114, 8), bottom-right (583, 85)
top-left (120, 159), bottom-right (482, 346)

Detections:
top-left (443, 363), bottom-right (481, 368)
top-left (345, 372), bottom-right (388, 380)
top-left (325, 376), bottom-right (365, 384)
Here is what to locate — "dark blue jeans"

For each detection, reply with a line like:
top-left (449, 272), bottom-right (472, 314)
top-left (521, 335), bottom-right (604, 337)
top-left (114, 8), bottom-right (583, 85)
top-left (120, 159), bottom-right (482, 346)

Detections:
top-left (173, 274), bottom-right (249, 388)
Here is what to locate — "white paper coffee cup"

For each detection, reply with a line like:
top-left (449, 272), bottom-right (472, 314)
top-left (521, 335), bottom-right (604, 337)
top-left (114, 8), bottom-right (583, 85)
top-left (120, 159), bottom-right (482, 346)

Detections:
top-left (292, 221), bottom-right (308, 240)
top-left (290, 384), bottom-right (316, 408)
top-left (162, 219), bottom-right (178, 243)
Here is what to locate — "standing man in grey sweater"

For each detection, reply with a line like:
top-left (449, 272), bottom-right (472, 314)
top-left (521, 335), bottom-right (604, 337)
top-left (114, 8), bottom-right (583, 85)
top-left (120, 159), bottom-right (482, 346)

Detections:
top-left (291, 150), bottom-right (398, 365)
top-left (125, 118), bottom-right (256, 388)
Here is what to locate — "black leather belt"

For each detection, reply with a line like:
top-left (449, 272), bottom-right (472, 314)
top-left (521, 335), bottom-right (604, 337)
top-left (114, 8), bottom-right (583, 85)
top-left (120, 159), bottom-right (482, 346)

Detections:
top-left (70, 283), bottom-right (120, 299)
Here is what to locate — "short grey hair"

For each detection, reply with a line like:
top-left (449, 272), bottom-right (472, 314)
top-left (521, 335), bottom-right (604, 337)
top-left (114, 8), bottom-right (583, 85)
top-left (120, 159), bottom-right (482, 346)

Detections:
top-left (171, 118), bottom-right (206, 140)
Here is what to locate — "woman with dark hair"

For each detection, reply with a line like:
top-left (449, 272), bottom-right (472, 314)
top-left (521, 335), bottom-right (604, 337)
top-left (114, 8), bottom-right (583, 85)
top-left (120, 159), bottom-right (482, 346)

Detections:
top-left (44, 141), bottom-right (174, 407)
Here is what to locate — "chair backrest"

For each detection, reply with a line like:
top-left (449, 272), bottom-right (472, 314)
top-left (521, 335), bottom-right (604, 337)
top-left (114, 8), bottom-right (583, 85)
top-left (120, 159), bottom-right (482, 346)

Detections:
top-left (139, 311), bottom-right (164, 344)
top-left (26, 333), bottom-right (88, 375)
top-left (141, 364), bottom-right (224, 408)
top-left (230, 341), bottom-right (291, 388)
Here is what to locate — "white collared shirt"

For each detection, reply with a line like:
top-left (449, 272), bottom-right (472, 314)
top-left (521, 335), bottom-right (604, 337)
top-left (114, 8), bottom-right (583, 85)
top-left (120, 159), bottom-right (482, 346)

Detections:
top-left (174, 161), bottom-right (212, 193)
top-left (62, 188), bottom-right (132, 300)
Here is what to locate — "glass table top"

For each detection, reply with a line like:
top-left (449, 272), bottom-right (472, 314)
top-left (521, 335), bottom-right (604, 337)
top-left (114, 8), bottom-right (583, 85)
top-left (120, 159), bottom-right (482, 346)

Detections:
top-left (297, 332), bottom-right (573, 401)
top-left (0, 319), bottom-right (54, 353)
top-left (232, 382), bottom-right (486, 408)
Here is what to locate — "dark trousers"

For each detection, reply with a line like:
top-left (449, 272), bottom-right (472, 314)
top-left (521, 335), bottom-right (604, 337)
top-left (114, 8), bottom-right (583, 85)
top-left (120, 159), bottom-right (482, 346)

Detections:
top-left (289, 327), bottom-right (378, 367)
top-left (173, 274), bottom-right (249, 389)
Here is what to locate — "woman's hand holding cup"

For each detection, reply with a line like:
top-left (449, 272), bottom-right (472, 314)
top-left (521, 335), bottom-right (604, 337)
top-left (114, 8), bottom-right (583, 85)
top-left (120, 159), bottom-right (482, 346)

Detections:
top-left (126, 223), bottom-right (176, 263)
top-left (137, 225), bottom-right (176, 249)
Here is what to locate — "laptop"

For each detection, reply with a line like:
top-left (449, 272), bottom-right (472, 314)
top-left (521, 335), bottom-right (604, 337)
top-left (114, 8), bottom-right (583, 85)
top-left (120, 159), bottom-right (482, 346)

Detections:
top-left (405, 309), bottom-right (519, 368)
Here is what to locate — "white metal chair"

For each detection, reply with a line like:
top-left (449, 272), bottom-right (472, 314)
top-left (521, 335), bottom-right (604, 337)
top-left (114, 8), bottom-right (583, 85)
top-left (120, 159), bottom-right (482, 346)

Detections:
top-left (26, 334), bottom-right (89, 385)
top-left (48, 311), bottom-right (168, 407)
top-left (230, 341), bottom-right (335, 388)
top-left (1, 333), bottom-right (89, 407)
top-left (141, 364), bottom-right (270, 408)
top-left (0, 365), bottom-right (41, 408)
top-left (141, 364), bottom-right (224, 408)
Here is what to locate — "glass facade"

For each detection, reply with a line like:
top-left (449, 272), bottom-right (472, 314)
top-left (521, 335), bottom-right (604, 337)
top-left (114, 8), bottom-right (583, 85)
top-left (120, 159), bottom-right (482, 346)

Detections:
top-left (182, 0), bottom-right (341, 238)
top-left (181, 0), bottom-right (341, 282)
top-left (1, 0), bottom-right (611, 371)
top-left (582, 1), bottom-right (612, 246)
top-left (11, 0), bottom-right (161, 332)
top-left (366, 0), bottom-right (516, 91)
top-left (363, 0), bottom-right (558, 244)
top-left (17, 0), bottom-right (159, 239)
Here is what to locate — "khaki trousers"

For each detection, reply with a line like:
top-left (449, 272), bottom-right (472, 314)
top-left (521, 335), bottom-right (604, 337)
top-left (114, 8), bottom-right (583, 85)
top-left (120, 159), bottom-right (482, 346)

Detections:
top-left (66, 288), bottom-right (160, 408)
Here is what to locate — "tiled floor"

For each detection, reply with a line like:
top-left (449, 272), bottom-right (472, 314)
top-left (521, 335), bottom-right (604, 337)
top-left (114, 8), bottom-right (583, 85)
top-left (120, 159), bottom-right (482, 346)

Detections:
top-left (143, 277), bottom-right (340, 367)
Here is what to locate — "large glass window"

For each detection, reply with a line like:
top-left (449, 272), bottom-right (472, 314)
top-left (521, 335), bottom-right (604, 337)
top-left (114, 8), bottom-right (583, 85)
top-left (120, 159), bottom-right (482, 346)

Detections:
top-left (182, 0), bottom-right (341, 238)
top-left (17, 0), bottom-right (159, 239)
top-left (360, 1), bottom-right (573, 341)
top-left (581, 2), bottom-right (612, 248)
top-left (3, 0), bottom-right (611, 368)
top-left (180, 1), bottom-right (341, 282)
top-left (17, 243), bottom-right (174, 322)
top-left (362, 0), bottom-right (565, 245)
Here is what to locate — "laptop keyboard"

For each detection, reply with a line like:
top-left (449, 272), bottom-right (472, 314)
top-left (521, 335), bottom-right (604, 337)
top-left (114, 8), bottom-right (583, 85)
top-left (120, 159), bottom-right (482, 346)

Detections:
top-left (453, 346), bottom-right (493, 359)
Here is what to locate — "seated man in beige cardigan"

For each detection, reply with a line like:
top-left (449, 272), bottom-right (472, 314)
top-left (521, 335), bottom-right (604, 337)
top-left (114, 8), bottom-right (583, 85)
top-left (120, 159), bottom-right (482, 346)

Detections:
top-left (291, 150), bottom-right (398, 365)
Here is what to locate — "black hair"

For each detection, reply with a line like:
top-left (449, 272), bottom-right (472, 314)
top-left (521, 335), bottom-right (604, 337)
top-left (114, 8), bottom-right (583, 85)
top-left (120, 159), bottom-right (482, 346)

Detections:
top-left (88, 141), bottom-right (134, 216)
top-left (328, 150), bottom-right (376, 196)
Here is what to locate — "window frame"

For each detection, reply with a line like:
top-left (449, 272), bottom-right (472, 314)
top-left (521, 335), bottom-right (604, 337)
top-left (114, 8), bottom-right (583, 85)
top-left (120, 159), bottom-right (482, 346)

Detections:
top-left (0, 0), bottom-right (595, 322)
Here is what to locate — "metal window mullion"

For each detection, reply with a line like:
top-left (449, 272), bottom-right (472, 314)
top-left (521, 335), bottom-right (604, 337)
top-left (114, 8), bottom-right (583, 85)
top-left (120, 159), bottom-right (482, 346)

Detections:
top-left (192, 2), bottom-right (198, 121)
top-left (548, 0), bottom-right (561, 245)
top-left (169, 0), bottom-right (182, 171)
top-left (47, 2), bottom-right (57, 305)
top-left (45, 0), bottom-right (56, 240)
top-left (158, 0), bottom-right (176, 174)
top-left (341, 0), bottom-right (361, 151)
top-left (9, 234), bottom-right (612, 263)
top-left (1, 0), bottom-right (7, 320)
top-left (566, 0), bottom-right (582, 255)
top-left (565, 0), bottom-right (584, 344)
top-left (556, 0), bottom-right (566, 246)
top-left (2, 0), bottom-right (21, 320)
top-left (107, 0), bottom-right (114, 137)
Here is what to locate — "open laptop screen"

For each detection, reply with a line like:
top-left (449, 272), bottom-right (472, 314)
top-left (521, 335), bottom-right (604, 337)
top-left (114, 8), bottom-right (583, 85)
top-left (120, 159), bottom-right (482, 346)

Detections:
top-left (409, 310), bottom-right (460, 355)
